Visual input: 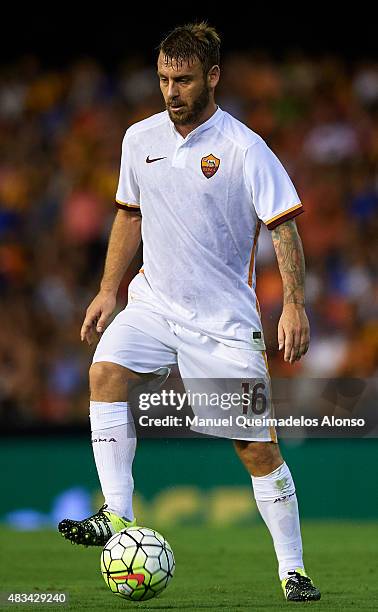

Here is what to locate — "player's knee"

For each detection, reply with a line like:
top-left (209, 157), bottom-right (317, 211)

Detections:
top-left (251, 441), bottom-right (282, 466)
top-left (89, 362), bottom-right (131, 399)
top-left (234, 440), bottom-right (282, 474)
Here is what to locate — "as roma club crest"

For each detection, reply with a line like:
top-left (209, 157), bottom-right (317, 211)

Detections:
top-left (201, 154), bottom-right (220, 178)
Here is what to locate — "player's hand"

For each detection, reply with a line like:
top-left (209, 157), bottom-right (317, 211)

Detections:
top-left (277, 303), bottom-right (310, 364)
top-left (80, 290), bottom-right (117, 345)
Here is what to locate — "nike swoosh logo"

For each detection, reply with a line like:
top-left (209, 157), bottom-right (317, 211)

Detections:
top-left (114, 573), bottom-right (145, 585)
top-left (146, 156), bottom-right (167, 163)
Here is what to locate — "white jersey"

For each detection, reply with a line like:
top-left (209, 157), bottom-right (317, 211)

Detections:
top-left (115, 107), bottom-right (303, 349)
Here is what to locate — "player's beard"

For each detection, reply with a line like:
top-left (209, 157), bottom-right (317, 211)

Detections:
top-left (167, 84), bottom-right (210, 126)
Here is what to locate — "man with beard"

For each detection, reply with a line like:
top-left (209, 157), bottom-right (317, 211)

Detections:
top-left (58, 23), bottom-right (320, 603)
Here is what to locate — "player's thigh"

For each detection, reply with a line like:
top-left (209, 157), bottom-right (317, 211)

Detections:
top-left (178, 340), bottom-right (275, 441)
top-left (180, 339), bottom-right (268, 376)
top-left (93, 306), bottom-right (178, 375)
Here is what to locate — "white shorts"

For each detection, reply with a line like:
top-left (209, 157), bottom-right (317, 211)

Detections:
top-left (93, 283), bottom-right (276, 442)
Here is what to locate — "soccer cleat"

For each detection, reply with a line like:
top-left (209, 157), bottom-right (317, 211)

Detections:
top-left (282, 568), bottom-right (321, 602)
top-left (58, 504), bottom-right (137, 547)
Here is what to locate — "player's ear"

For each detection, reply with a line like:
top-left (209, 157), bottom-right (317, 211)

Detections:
top-left (207, 65), bottom-right (220, 88)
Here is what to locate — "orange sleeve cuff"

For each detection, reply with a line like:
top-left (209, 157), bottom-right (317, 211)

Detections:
top-left (115, 200), bottom-right (141, 214)
top-left (265, 203), bottom-right (303, 230)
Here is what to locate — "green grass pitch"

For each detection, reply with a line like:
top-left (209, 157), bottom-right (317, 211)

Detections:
top-left (0, 522), bottom-right (377, 611)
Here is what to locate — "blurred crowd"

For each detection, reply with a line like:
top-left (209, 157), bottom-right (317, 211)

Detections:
top-left (0, 53), bottom-right (377, 425)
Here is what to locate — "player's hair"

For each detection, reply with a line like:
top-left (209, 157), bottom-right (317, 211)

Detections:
top-left (158, 22), bottom-right (221, 75)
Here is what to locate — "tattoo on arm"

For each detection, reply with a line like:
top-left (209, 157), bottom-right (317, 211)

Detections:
top-left (271, 219), bottom-right (305, 305)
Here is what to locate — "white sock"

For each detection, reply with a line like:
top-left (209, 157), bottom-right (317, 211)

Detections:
top-left (251, 462), bottom-right (304, 580)
top-left (89, 401), bottom-right (136, 520)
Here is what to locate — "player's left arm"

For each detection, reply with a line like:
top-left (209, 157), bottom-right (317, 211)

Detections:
top-left (271, 218), bottom-right (310, 364)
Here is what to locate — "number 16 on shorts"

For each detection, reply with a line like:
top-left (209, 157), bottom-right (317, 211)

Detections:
top-left (241, 381), bottom-right (269, 416)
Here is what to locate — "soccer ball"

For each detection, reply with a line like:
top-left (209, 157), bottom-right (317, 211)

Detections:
top-left (100, 527), bottom-right (175, 601)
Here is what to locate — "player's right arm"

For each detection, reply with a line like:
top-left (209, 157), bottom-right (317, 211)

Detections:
top-left (80, 210), bottom-right (141, 345)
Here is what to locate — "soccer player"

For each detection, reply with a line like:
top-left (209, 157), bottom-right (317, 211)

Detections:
top-left (58, 23), bottom-right (320, 602)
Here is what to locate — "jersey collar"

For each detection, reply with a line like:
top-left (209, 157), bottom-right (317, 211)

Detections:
top-left (169, 106), bottom-right (223, 142)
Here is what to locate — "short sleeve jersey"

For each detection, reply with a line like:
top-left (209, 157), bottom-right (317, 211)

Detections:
top-left (116, 107), bottom-right (303, 348)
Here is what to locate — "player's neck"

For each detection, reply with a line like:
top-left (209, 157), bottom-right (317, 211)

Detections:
top-left (174, 102), bottom-right (218, 139)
